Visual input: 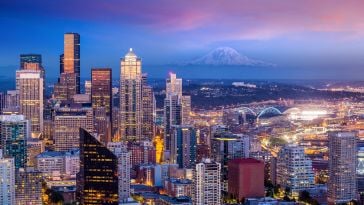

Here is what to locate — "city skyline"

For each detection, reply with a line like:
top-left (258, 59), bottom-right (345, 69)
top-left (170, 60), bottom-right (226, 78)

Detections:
top-left (1, 1), bottom-right (364, 79)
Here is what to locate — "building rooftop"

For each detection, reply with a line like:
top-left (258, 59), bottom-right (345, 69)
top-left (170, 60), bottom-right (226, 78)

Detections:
top-left (229, 158), bottom-right (263, 164)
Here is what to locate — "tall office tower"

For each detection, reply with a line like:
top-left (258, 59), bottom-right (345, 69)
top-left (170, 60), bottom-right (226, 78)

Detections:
top-left (211, 132), bottom-right (251, 191)
top-left (228, 158), bottom-right (264, 200)
top-left (181, 95), bottom-right (191, 124)
top-left (84, 80), bottom-right (91, 95)
top-left (20, 54), bottom-right (42, 69)
top-left (193, 158), bottom-right (221, 205)
top-left (15, 168), bottom-right (43, 205)
top-left (16, 69), bottom-right (44, 135)
top-left (108, 142), bottom-right (131, 203)
top-left (59, 54), bottom-right (64, 74)
top-left (328, 131), bottom-right (357, 204)
top-left (64, 33), bottom-right (80, 93)
top-left (77, 128), bottom-right (118, 205)
top-left (142, 74), bottom-right (155, 141)
top-left (277, 144), bottom-right (315, 197)
top-left (166, 73), bottom-right (182, 98)
top-left (119, 48), bottom-right (142, 141)
top-left (0, 115), bottom-right (29, 169)
top-left (53, 106), bottom-right (93, 151)
top-left (164, 95), bottom-right (182, 158)
top-left (170, 125), bottom-right (197, 169)
top-left (91, 68), bottom-right (112, 117)
top-left (54, 72), bottom-right (77, 102)
top-left (0, 151), bottom-right (15, 205)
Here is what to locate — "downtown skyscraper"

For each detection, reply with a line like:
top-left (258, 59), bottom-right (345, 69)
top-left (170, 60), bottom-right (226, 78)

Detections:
top-left (119, 48), bottom-right (142, 142)
top-left (54, 33), bottom-right (80, 101)
top-left (328, 131), bottom-right (357, 204)
top-left (92, 68), bottom-right (112, 145)
top-left (63, 32), bottom-right (80, 94)
top-left (16, 69), bottom-right (44, 136)
top-left (77, 128), bottom-right (118, 205)
top-left (164, 73), bottom-right (191, 160)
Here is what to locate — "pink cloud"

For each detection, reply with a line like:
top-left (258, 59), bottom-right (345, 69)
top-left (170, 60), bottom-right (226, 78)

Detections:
top-left (4, 0), bottom-right (364, 40)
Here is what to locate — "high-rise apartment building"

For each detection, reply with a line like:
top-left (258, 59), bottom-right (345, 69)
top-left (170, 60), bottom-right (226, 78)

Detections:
top-left (0, 115), bottom-right (29, 169)
top-left (63, 33), bottom-right (80, 94)
top-left (15, 168), bottom-right (43, 205)
top-left (228, 158), bottom-right (264, 200)
top-left (277, 144), bottom-right (315, 197)
top-left (170, 125), bottom-right (196, 169)
top-left (328, 131), bottom-right (357, 204)
top-left (0, 151), bottom-right (15, 205)
top-left (119, 48), bottom-right (142, 141)
top-left (16, 69), bottom-right (44, 135)
top-left (53, 106), bottom-right (93, 151)
top-left (77, 128), bottom-right (118, 205)
top-left (193, 158), bottom-right (221, 205)
top-left (108, 142), bottom-right (131, 203)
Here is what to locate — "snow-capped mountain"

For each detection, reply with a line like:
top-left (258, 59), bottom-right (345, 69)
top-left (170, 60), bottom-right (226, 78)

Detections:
top-left (184, 47), bottom-right (274, 67)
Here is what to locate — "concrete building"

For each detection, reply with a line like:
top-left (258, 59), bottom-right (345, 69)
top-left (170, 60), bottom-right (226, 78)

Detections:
top-left (228, 158), bottom-right (265, 200)
top-left (193, 158), bottom-right (221, 205)
top-left (108, 142), bottom-right (131, 203)
top-left (53, 106), bottom-right (93, 151)
top-left (16, 69), bottom-right (43, 135)
top-left (277, 144), bottom-right (315, 197)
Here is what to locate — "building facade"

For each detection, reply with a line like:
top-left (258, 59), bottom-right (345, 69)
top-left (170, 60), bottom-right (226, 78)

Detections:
top-left (53, 107), bottom-right (93, 151)
top-left (119, 48), bottom-right (142, 141)
top-left (276, 144), bottom-right (315, 197)
top-left (170, 125), bottom-right (197, 169)
top-left (16, 69), bottom-right (43, 135)
top-left (0, 151), bottom-right (15, 205)
top-left (193, 158), bottom-right (221, 205)
top-left (77, 128), bottom-right (118, 204)
top-left (0, 115), bottom-right (29, 169)
top-left (328, 131), bottom-right (357, 204)
top-left (228, 158), bottom-right (265, 200)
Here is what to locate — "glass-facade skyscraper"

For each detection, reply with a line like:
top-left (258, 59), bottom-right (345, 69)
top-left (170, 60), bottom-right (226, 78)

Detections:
top-left (77, 128), bottom-right (118, 205)
top-left (0, 115), bottom-right (29, 169)
top-left (64, 33), bottom-right (80, 94)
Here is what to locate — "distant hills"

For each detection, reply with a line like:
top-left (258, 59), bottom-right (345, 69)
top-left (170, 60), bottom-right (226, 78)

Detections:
top-left (183, 47), bottom-right (274, 67)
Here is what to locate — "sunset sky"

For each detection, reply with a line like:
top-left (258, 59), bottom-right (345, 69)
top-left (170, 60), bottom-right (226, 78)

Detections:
top-left (1, 0), bottom-right (364, 79)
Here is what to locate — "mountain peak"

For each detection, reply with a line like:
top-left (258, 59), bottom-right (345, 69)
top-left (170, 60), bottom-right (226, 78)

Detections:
top-left (185, 47), bottom-right (274, 67)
